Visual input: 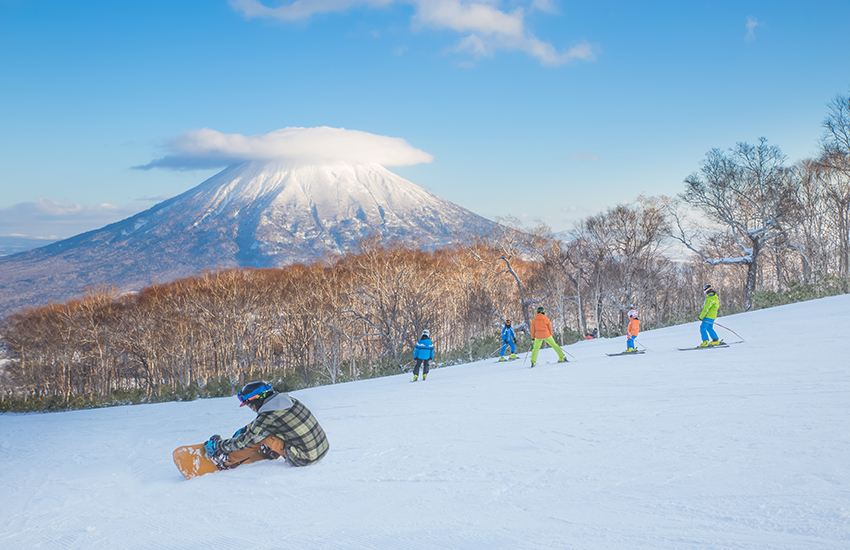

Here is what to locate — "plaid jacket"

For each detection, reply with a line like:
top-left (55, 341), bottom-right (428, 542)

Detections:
top-left (221, 394), bottom-right (329, 467)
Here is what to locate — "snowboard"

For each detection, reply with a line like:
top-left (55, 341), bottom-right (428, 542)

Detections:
top-left (173, 443), bottom-right (220, 480)
top-left (606, 350), bottom-right (646, 356)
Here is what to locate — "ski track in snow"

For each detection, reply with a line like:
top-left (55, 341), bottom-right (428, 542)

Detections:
top-left (1, 296), bottom-right (850, 549)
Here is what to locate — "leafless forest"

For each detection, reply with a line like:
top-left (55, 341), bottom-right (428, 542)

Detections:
top-left (2, 92), bottom-right (850, 410)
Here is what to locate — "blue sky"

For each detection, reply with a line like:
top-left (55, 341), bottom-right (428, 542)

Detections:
top-left (1, 0), bottom-right (849, 247)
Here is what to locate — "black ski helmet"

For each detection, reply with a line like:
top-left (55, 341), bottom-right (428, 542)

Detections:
top-left (537, 306), bottom-right (545, 314)
top-left (703, 284), bottom-right (715, 294)
top-left (237, 381), bottom-right (274, 407)
top-left (505, 319), bottom-right (511, 326)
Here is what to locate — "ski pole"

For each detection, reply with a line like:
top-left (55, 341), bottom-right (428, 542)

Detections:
top-left (523, 342), bottom-right (532, 365)
top-left (637, 339), bottom-right (653, 352)
top-left (713, 321), bottom-right (745, 342)
top-left (399, 359), bottom-right (414, 371)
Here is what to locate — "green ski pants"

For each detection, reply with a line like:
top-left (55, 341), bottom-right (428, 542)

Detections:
top-left (531, 336), bottom-right (565, 363)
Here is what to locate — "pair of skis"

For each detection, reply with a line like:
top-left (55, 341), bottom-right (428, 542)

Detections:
top-left (676, 340), bottom-right (743, 351)
top-left (607, 340), bottom-right (745, 355)
top-left (606, 350), bottom-right (646, 356)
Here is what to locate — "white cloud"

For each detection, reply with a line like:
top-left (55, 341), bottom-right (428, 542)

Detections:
top-left (136, 126), bottom-right (435, 170)
top-left (745, 16), bottom-right (762, 42)
top-left (531, 0), bottom-right (559, 15)
top-left (229, 0), bottom-right (595, 66)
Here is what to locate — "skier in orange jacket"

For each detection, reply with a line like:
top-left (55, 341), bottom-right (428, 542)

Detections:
top-left (623, 309), bottom-right (640, 353)
top-left (529, 306), bottom-right (566, 367)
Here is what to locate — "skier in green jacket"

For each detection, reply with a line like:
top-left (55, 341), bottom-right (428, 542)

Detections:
top-left (698, 284), bottom-right (723, 347)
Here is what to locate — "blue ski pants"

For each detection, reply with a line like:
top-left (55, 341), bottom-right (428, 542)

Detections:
top-left (700, 318), bottom-right (719, 341)
top-left (500, 340), bottom-right (516, 356)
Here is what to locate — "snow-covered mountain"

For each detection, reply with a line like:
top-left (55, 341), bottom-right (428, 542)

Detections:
top-left (0, 161), bottom-right (496, 317)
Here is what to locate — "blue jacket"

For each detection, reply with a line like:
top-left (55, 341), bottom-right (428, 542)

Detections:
top-left (501, 325), bottom-right (515, 343)
top-left (414, 337), bottom-right (434, 360)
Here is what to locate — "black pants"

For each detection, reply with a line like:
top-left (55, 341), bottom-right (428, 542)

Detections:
top-left (413, 359), bottom-right (430, 376)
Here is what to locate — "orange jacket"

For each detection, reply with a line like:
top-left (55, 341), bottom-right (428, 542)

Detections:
top-left (530, 313), bottom-right (553, 339)
top-left (627, 318), bottom-right (640, 338)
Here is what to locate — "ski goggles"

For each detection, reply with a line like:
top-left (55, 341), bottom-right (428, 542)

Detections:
top-left (237, 384), bottom-right (272, 406)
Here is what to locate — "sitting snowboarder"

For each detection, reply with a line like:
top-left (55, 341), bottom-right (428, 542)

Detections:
top-left (203, 381), bottom-right (329, 470)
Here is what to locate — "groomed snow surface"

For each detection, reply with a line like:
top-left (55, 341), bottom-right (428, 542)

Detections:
top-left (2, 296), bottom-right (849, 549)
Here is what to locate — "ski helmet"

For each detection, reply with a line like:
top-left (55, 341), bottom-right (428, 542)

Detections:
top-left (422, 329), bottom-right (430, 337)
top-left (703, 284), bottom-right (715, 294)
top-left (237, 381), bottom-right (274, 407)
top-left (628, 309), bottom-right (638, 319)
top-left (505, 319), bottom-right (511, 326)
top-left (537, 306), bottom-right (545, 314)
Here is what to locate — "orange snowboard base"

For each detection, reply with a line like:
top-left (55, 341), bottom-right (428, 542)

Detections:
top-left (173, 443), bottom-right (220, 480)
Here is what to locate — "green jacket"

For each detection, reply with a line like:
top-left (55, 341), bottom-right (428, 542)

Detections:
top-left (700, 293), bottom-right (719, 320)
top-left (221, 394), bottom-right (329, 467)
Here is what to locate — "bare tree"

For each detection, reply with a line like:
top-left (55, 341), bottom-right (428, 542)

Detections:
top-left (471, 216), bottom-right (547, 332)
top-left (673, 138), bottom-right (799, 310)
top-left (577, 197), bottom-right (671, 332)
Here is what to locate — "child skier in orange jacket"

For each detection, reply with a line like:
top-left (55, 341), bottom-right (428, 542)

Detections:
top-left (624, 309), bottom-right (640, 353)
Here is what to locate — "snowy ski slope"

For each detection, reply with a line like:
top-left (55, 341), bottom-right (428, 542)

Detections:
top-left (1, 295), bottom-right (848, 549)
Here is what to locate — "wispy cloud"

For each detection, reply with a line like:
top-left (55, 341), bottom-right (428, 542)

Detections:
top-left (745, 16), bottom-right (762, 42)
top-left (135, 126), bottom-right (434, 171)
top-left (228, 0), bottom-right (395, 21)
top-left (229, 0), bottom-right (596, 66)
top-left (0, 198), bottom-right (146, 240)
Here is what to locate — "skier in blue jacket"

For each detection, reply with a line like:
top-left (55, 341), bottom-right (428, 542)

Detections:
top-left (499, 319), bottom-right (518, 361)
top-left (413, 329), bottom-right (434, 381)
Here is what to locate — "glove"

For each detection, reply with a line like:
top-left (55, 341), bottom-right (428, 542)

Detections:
top-left (503, 339), bottom-right (508, 345)
top-left (204, 434), bottom-right (222, 458)
top-left (232, 426), bottom-right (247, 438)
